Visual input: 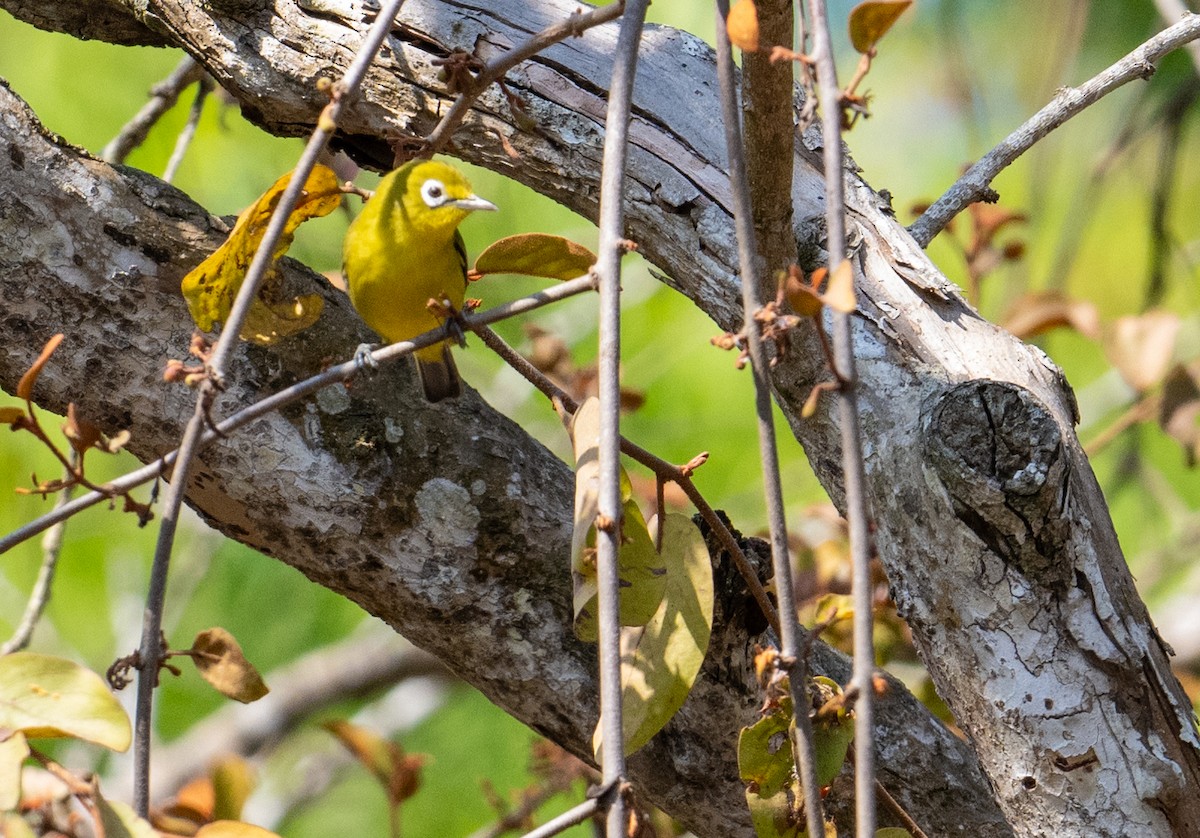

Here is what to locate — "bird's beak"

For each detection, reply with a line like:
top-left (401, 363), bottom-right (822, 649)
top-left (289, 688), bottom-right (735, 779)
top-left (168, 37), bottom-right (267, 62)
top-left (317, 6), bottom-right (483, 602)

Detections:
top-left (452, 195), bottom-right (498, 212)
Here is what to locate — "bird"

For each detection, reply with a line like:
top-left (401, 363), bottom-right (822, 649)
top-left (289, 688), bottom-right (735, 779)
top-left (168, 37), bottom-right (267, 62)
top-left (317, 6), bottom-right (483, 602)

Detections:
top-left (342, 159), bottom-right (496, 402)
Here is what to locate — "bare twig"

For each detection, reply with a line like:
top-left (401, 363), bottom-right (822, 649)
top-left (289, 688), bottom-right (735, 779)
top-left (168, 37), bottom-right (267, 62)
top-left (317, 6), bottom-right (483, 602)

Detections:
top-left (0, 463), bottom-right (74, 654)
top-left (132, 0), bottom-right (411, 817)
top-left (805, 1), bottom-right (878, 834)
top-left (1155, 0), bottom-right (1200, 76)
top-left (161, 75), bottom-right (213, 184)
top-left (592, 4), bottom-right (650, 836)
top-left (910, 13), bottom-right (1200, 247)
top-left (516, 797), bottom-right (599, 838)
top-left (714, 3), bottom-right (824, 835)
top-left (0, 274), bottom-right (598, 559)
top-left (421, 1), bottom-right (626, 157)
top-left (101, 56), bottom-right (205, 164)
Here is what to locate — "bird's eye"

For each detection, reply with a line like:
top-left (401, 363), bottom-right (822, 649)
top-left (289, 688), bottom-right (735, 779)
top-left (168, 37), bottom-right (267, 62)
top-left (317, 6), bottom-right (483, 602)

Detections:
top-left (421, 179), bottom-right (447, 207)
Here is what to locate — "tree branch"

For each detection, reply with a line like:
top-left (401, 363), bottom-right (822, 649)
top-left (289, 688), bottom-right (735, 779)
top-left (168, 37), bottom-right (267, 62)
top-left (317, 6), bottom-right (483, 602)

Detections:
top-left (910, 13), bottom-right (1200, 247)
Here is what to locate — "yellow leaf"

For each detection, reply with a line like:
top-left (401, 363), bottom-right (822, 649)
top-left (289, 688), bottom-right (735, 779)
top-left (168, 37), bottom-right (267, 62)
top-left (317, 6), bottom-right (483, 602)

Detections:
top-left (594, 513), bottom-right (714, 757)
top-left (820, 259), bottom-right (856, 314)
top-left (0, 732), bottom-right (28, 811)
top-left (16, 334), bottom-right (63, 402)
top-left (569, 398), bottom-right (668, 643)
top-left (848, 0), bottom-right (913, 54)
top-left (190, 628), bottom-right (269, 704)
top-left (472, 233), bottom-right (596, 281)
top-left (726, 0), bottom-right (760, 52)
top-left (181, 165), bottom-right (341, 345)
top-left (0, 653), bottom-right (131, 751)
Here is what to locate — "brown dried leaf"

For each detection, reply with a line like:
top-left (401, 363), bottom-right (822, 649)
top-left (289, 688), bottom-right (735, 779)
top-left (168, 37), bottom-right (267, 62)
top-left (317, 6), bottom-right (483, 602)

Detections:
top-left (1105, 310), bottom-right (1180, 393)
top-left (726, 0), bottom-right (759, 52)
top-left (17, 334), bottom-right (64, 402)
top-left (190, 628), bottom-right (269, 704)
top-left (1160, 362), bottom-right (1200, 466)
top-left (1001, 292), bottom-right (1101, 341)
top-left (820, 260), bottom-right (857, 314)
top-left (63, 403), bottom-right (102, 455)
top-left (323, 720), bottom-right (426, 808)
top-left (848, 0), bottom-right (913, 54)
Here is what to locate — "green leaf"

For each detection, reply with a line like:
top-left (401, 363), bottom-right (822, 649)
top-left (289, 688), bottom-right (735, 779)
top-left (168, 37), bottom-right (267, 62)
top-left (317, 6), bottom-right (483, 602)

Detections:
top-left (810, 677), bottom-right (855, 788)
top-left (96, 798), bottom-right (158, 838)
top-left (0, 653), bottom-right (131, 751)
top-left (569, 398), bottom-right (668, 642)
top-left (740, 696), bottom-right (797, 798)
top-left (595, 513), bottom-right (714, 757)
top-left (875, 830), bottom-right (913, 838)
top-left (0, 732), bottom-right (28, 811)
top-left (473, 233), bottom-right (596, 281)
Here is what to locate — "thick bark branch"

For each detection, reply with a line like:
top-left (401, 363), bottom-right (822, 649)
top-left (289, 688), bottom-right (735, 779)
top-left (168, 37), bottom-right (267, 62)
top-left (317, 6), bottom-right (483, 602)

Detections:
top-left (0, 80), bottom-right (1000, 837)
top-left (2, 0), bottom-right (1199, 834)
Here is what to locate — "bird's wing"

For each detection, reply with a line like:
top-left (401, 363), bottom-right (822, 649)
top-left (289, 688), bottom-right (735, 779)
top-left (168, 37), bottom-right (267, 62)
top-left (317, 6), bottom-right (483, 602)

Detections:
top-left (453, 229), bottom-right (469, 287)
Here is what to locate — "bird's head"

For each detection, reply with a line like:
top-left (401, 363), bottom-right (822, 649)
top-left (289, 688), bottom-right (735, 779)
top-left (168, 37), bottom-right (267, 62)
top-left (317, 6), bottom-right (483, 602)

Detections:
top-left (395, 160), bottom-right (497, 234)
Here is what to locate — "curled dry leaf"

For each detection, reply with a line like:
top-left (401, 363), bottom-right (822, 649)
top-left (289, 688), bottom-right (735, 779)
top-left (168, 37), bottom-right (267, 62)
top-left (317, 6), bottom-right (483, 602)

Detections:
top-left (190, 628), bottom-right (269, 704)
top-left (821, 260), bottom-right (857, 314)
top-left (1104, 310), bottom-right (1180, 393)
top-left (1001, 291), bottom-right (1101, 341)
top-left (1160, 361), bottom-right (1200, 466)
top-left (17, 333), bottom-right (64, 402)
top-left (181, 165), bottom-right (342, 346)
top-left (726, 0), bottom-right (759, 52)
top-left (848, 0), bottom-right (913, 54)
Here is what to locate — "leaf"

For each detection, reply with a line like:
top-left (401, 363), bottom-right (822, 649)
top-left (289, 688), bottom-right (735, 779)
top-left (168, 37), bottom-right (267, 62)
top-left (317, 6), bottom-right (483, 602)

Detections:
top-left (594, 514), bottom-right (714, 757)
top-left (820, 260), bottom-right (856, 314)
top-left (472, 233), bottom-right (596, 281)
top-left (875, 830), bottom-right (914, 838)
top-left (726, 0), bottom-right (760, 52)
top-left (181, 164), bottom-right (341, 346)
top-left (63, 403), bottom-right (102, 455)
top-left (739, 697), bottom-right (802, 838)
top-left (1001, 291), bottom-right (1101, 341)
top-left (0, 812), bottom-right (36, 838)
top-left (848, 0), bottom-right (913, 54)
top-left (0, 407), bottom-right (24, 426)
top-left (569, 398), bottom-right (668, 642)
top-left (16, 334), bottom-right (63, 402)
top-left (0, 653), bottom-right (131, 751)
top-left (96, 798), bottom-right (159, 838)
top-left (190, 629), bottom-right (269, 704)
top-left (195, 822), bottom-right (283, 838)
top-left (810, 677), bottom-right (854, 787)
top-left (1104, 310), bottom-right (1180, 393)
top-left (1160, 361), bottom-right (1200, 465)
top-left (323, 720), bottom-right (425, 808)
top-left (0, 732), bottom-right (28, 811)
top-left (211, 755), bottom-right (257, 822)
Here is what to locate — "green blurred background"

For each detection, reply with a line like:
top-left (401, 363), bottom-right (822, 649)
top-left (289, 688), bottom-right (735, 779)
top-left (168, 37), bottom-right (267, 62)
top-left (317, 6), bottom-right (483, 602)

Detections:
top-left (2, 0), bottom-right (1200, 834)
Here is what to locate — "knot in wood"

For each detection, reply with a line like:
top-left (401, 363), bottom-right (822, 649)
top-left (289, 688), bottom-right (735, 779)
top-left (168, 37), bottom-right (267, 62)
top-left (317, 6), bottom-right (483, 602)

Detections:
top-left (924, 381), bottom-right (1073, 592)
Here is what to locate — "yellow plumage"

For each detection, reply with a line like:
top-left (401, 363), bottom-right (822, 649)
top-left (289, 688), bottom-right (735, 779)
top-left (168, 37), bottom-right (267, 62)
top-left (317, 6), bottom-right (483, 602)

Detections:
top-left (342, 160), bottom-right (496, 401)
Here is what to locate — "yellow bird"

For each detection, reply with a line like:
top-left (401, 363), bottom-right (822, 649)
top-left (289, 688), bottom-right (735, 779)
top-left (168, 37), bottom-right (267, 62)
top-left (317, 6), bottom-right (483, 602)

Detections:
top-left (342, 160), bottom-right (496, 401)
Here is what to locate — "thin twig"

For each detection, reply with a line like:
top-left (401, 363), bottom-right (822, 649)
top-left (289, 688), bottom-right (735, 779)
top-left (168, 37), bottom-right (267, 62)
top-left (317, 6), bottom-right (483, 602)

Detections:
top-left (132, 0), bottom-right (410, 817)
top-left (0, 274), bottom-right (597, 559)
top-left (910, 13), bottom-right (1200, 247)
top-left (470, 322), bottom-right (781, 636)
top-left (714, 3), bottom-right (824, 836)
top-left (0, 463), bottom-right (74, 654)
top-left (593, 4), bottom-right (649, 836)
top-left (101, 56), bottom-right (205, 164)
top-left (805, 1), bottom-right (878, 834)
top-left (162, 75), bottom-right (214, 184)
top-left (516, 797), bottom-right (599, 838)
top-left (422, 2), bottom-right (626, 157)
top-left (1155, 0), bottom-right (1200, 77)
top-left (1083, 392), bottom-right (1162, 457)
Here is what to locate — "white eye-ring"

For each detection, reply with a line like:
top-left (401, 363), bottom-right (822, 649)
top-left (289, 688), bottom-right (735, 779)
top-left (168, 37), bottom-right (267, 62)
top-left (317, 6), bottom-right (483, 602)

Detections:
top-left (421, 179), bottom-right (447, 208)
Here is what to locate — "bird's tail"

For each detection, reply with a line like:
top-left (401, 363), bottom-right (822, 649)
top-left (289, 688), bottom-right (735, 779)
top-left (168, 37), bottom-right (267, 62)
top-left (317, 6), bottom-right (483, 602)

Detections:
top-left (415, 343), bottom-right (461, 402)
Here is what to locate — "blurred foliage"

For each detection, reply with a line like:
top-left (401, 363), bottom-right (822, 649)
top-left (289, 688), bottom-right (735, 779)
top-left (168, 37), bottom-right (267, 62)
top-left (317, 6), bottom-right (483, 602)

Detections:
top-left (2, 0), bottom-right (1200, 833)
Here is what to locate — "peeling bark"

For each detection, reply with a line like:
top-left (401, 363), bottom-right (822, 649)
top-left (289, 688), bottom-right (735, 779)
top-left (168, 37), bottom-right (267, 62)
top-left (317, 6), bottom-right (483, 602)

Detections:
top-left (1, 0), bottom-right (1198, 834)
